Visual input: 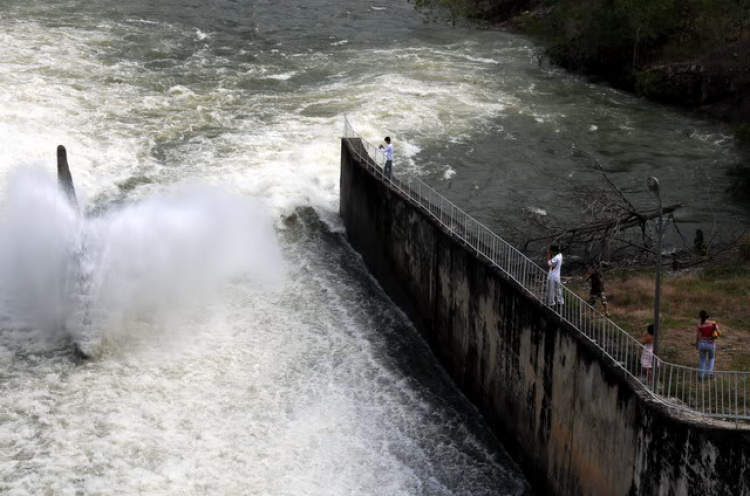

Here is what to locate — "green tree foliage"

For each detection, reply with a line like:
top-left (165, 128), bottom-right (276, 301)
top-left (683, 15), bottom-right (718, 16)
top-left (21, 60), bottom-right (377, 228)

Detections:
top-left (545, 0), bottom-right (687, 81)
top-left (693, 0), bottom-right (750, 44)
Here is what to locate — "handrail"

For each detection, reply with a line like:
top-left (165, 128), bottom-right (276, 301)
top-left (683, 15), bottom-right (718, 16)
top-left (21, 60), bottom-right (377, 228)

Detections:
top-left (343, 115), bottom-right (749, 421)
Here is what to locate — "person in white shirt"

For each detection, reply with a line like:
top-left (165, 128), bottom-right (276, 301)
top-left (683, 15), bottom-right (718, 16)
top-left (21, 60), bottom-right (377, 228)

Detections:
top-left (546, 245), bottom-right (564, 307)
top-left (378, 136), bottom-right (394, 179)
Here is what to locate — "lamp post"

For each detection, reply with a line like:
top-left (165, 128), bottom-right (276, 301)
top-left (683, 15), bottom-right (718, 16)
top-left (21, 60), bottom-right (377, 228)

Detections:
top-left (647, 177), bottom-right (663, 359)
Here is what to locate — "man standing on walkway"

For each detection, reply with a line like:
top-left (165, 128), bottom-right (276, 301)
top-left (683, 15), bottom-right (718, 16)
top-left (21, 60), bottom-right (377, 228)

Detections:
top-left (378, 136), bottom-right (394, 179)
top-left (546, 245), bottom-right (564, 308)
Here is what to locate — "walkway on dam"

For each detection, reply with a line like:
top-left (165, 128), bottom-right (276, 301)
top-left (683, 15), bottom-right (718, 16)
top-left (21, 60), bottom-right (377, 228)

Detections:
top-left (342, 116), bottom-right (750, 422)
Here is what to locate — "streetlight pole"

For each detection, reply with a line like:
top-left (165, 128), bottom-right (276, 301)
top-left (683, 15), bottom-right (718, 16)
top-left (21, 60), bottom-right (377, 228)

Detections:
top-left (647, 177), bottom-right (663, 360)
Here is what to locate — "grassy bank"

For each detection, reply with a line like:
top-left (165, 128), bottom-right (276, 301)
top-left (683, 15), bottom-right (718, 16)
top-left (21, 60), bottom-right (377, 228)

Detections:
top-left (567, 262), bottom-right (750, 371)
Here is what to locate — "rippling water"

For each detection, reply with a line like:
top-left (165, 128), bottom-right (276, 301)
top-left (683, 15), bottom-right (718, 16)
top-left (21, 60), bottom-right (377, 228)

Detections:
top-left (0, 0), bottom-right (745, 494)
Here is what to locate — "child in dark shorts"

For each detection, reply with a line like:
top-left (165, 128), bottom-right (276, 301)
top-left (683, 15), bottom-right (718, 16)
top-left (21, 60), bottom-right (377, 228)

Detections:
top-left (586, 265), bottom-right (609, 317)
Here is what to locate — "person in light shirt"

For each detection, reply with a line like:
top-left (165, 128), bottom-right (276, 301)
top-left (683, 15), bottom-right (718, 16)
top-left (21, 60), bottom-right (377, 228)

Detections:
top-left (546, 245), bottom-right (564, 307)
top-left (378, 136), bottom-right (394, 179)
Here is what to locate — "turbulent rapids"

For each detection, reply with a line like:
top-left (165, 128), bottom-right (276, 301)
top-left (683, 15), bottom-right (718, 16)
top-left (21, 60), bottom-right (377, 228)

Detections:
top-left (0, 153), bottom-right (527, 495)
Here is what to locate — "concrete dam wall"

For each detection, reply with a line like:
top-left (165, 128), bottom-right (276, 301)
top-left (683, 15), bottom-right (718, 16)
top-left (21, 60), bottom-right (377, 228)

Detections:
top-left (339, 138), bottom-right (750, 496)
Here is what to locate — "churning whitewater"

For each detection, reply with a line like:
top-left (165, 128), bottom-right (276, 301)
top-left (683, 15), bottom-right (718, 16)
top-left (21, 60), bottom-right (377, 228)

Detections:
top-left (0, 168), bottom-right (525, 495)
top-left (0, 1), bottom-right (533, 494)
top-left (0, 0), bottom-right (745, 494)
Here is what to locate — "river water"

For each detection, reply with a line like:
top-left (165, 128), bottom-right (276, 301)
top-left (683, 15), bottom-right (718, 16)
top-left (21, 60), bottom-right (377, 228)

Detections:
top-left (0, 0), bottom-right (746, 494)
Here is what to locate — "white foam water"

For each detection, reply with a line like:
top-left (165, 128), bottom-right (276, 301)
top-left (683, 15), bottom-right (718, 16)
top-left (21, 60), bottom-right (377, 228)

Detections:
top-left (0, 170), bottom-right (525, 495)
top-left (0, 6), bottom-right (530, 490)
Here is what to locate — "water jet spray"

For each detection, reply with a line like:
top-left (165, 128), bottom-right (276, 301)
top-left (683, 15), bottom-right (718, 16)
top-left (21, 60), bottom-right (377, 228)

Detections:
top-left (56, 145), bottom-right (92, 359)
top-left (0, 148), bottom-right (284, 360)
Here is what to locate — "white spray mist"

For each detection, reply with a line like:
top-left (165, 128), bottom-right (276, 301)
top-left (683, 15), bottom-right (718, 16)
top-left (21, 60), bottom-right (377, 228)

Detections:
top-left (0, 168), bottom-right (285, 357)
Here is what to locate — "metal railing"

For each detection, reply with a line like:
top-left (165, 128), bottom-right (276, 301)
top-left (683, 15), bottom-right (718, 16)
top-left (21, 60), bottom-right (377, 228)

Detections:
top-left (343, 115), bottom-right (749, 421)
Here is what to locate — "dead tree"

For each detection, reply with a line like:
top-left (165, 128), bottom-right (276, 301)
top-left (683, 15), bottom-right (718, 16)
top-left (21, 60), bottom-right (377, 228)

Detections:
top-left (511, 144), bottom-right (685, 264)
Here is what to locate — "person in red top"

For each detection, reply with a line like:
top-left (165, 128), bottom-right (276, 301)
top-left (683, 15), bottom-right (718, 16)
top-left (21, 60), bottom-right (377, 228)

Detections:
top-left (695, 310), bottom-right (720, 380)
